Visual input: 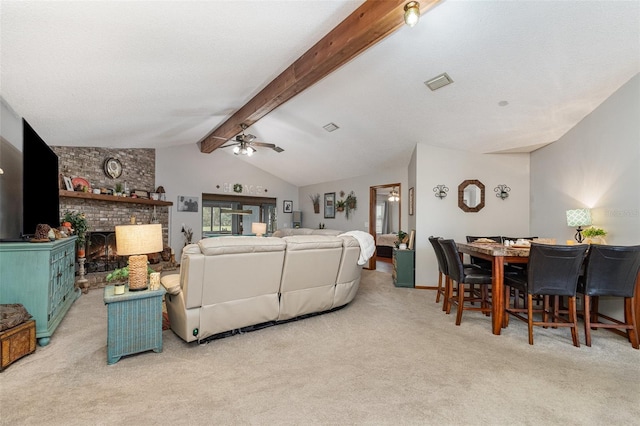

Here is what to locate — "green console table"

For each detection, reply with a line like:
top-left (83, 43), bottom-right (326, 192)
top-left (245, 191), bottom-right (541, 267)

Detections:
top-left (104, 285), bottom-right (165, 365)
top-left (392, 248), bottom-right (415, 288)
top-left (0, 237), bottom-right (79, 346)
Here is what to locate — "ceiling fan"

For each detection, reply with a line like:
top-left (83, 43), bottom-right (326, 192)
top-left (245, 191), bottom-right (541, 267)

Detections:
top-left (219, 124), bottom-right (284, 156)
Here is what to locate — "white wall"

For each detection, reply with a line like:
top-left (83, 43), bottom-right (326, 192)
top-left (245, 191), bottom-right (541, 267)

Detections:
top-left (155, 144), bottom-right (299, 257)
top-left (531, 73), bottom-right (640, 245)
top-left (414, 144), bottom-right (531, 287)
top-left (298, 167), bottom-right (408, 233)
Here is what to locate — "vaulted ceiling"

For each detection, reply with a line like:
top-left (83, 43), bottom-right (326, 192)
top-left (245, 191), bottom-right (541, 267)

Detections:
top-left (2, 1), bottom-right (639, 186)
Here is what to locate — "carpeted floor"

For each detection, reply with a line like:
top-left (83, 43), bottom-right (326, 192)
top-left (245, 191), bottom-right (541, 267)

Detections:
top-left (1, 269), bottom-right (638, 425)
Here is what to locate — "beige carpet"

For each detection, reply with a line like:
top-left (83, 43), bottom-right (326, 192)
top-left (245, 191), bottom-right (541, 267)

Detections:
top-left (1, 269), bottom-right (639, 425)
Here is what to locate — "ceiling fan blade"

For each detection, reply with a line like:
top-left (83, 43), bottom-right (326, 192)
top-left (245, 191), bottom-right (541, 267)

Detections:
top-left (220, 142), bottom-right (240, 149)
top-left (250, 142), bottom-right (276, 148)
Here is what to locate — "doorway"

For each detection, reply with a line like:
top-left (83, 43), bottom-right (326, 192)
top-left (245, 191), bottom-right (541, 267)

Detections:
top-left (367, 183), bottom-right (401, 270)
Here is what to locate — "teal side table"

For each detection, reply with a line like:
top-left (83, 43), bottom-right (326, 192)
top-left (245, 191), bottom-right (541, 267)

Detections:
top-left (103, 285), bottom-right (166, 365)
top-left (392, 248), bottom-right (415, 288)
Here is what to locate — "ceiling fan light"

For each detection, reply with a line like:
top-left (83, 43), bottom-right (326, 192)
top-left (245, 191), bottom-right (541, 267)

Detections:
top-left (404, 1), bottom-right (420, 27)
top-left (246, 146), bottom-right (256, 157)
top-left (233, 146), bottom-right (240, 155)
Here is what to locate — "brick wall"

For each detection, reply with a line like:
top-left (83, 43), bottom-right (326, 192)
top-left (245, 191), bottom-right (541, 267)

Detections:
top-left (52, 146), bottom-right (172, 288)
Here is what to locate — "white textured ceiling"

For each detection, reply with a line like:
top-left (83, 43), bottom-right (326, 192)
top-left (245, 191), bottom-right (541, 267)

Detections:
top-left (2, 1), bottom-right (639, 186)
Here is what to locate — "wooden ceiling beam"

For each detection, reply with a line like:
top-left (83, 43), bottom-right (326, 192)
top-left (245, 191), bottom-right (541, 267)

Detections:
top-left (199, 0), bottom-right (441, 153)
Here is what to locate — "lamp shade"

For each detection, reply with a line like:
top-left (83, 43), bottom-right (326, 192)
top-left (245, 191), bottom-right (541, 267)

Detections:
top-left (251, 222), bottom-right (267, 236)
top-left (566, 209), bottom-right (592, 227)
top-left (115, 224), bottom-right (163, 256)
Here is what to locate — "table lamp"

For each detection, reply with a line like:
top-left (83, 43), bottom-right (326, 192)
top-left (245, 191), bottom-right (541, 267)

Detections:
top-left (251, 222), bottom-right (267, 237)
top-left (115, 223), bottom-right (163, 291)
top-left (566, 208), bottom-right (592, 243)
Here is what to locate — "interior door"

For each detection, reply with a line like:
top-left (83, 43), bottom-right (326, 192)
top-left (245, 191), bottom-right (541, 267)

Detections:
top-left (367, 183), bottom-right (401, 270)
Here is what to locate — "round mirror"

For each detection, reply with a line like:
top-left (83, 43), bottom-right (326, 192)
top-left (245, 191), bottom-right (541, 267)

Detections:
top-left (458, 179), bottom-right (485, 212)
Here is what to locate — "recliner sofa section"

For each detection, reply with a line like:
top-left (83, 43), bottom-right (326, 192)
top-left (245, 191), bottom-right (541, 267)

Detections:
top-left (162, 233), bottom-right (366, 343)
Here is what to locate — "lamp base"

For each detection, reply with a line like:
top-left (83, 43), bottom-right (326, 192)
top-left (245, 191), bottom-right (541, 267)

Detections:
top-left (128, 254), bottom-right (149, 291)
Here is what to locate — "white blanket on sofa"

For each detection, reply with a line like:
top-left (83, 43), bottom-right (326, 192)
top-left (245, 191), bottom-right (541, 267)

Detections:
top-left (339, 231), bottom-right (376, 265)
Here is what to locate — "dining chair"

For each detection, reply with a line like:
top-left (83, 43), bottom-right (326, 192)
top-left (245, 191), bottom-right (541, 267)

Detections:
top-left (504, 243), bottom-right (588, 346)
top-left (428, 236), bottom-right (449, 309)
top-left (438, 239), bottom-right (493, 325)
top-left (577, 244), bottom-right (640, 349)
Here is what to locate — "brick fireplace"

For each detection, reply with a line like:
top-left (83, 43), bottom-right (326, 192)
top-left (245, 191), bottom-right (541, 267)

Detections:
top-left (53, 146), bottom-right (173, 289)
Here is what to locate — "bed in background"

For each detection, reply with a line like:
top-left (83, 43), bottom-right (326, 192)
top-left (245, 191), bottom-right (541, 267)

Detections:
top-left (376, 233), bottom-right (397, 258)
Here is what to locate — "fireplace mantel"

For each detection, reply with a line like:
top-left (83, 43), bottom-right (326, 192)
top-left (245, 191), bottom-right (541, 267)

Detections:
top-left (60, 190), bottom-right (172, 206)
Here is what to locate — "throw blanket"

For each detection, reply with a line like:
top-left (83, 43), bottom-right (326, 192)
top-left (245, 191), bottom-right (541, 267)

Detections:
top-left (339, 231), bottom-right (376, 266)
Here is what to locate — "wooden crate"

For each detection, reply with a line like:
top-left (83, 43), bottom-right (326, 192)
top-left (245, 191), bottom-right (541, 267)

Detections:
top-left (0, 320), bottom-right (36, 371)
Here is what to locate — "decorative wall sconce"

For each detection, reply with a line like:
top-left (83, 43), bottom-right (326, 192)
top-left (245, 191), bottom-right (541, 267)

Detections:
top-left (433, 185), bottom-right (449, 199)
top-left (494, 184), bottom-right (511, 200)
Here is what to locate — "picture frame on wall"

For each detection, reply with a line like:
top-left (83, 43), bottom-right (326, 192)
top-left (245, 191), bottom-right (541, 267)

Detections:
top-left (283, 200), bottom-right (293, 213)
top-left (408, 229), bottom-right (416, 250)
top-left (177, 195), bottom-right (199, 212)
top-left (63, 176), bottom-right (73, 191)
top-left (324, 192), bottom-right (335, 219)
top-left (409, 187), bottom-right (415, 216)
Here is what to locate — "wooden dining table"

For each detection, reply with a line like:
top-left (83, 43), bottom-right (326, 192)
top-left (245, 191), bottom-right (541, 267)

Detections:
top-left (456, 241), bottom-right (640, 337)
top-left (456, 242), bottom-right (531, 335)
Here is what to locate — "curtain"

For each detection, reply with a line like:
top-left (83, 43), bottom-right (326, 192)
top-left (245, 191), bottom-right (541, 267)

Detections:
top-left (381, 201), bottom-right (390, 234)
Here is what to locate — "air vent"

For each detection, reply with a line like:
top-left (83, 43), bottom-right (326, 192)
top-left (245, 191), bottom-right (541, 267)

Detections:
top-left (323, 122), bottom-right (339, 132)
top-left (424, 73), bottom-right (453, 91)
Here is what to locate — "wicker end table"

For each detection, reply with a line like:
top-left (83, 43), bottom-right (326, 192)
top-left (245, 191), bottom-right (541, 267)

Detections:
top-left (103, 285), bottom-right (166, 365)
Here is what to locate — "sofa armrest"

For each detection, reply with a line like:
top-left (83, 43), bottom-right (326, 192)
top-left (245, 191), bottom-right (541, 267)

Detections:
top-left (160, 274), bottom-right (181, 295)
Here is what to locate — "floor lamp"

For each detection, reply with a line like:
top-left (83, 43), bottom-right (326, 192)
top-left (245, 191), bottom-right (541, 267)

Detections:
top-left (115, 223), bottom-right (163, 291)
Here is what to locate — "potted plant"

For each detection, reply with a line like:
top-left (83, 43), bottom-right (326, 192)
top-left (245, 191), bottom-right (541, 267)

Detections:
top-left (106, 264), bottom-right (155, 294)
top-left (345, 191), bottom-right (357, 219)
top-left (395, 230), bottom-right (408, 248)
top-left (62, 210), bottom-right (88, 257)
top-left (309, 193), bottom-right (320, 214)
top-left (336, 199), bottom-right (346, 212)
top-left (582, 227), bottom-right (607, 244)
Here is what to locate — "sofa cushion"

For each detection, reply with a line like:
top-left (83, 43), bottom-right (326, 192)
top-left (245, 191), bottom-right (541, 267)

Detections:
top-left (282, 235), bottom-right (343, 250)
top-left (198, 236), bottom-right (286, 256)
top-left (310, 229), bottom-right (342, 236)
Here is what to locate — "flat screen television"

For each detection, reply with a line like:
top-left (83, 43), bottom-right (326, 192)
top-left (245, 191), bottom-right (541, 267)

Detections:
top-left (22, 119), bottom-right (60, 237)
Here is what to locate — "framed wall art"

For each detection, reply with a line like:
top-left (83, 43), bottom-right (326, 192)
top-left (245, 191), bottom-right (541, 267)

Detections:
top-left (324, 192), bottom-right (335, 219)
top-left (177, 195), bottom-right (199, 212)
top-left (283, 200), bottom-right (293, 213)
top-left (409, 187), bottom-right (415, 216)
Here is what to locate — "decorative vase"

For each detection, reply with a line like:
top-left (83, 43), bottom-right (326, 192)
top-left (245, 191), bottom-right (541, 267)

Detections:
top-left (77, 247), bottom-right (85, 258)
top-left (313, 205), bottom-right (320, 214)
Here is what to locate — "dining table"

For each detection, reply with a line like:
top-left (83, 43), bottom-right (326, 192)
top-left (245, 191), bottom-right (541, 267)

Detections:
top-left (456, 241), bottom-right (640, 337)
top-left (455, 241), bottom-right (531, 335)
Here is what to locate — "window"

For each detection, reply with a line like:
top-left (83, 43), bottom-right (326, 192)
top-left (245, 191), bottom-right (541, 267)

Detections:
top-left (202, 194), bottom-right (277, 237)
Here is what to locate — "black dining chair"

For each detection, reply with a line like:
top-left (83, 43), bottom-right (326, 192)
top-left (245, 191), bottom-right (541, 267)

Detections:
top-left (428, 236), bottom-right (449, 309)
top-left (438, 239), bottom-right (493, 325)
top-left (578, 244), bottom-right (640, 349)
top-left (504, 243), bottom-right (588, 346)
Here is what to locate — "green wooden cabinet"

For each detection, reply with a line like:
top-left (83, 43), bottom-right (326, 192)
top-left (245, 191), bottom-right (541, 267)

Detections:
top-left (0, 237), bottom-right (80, 346)
top-left (392, 248), bottom-right (415, 288)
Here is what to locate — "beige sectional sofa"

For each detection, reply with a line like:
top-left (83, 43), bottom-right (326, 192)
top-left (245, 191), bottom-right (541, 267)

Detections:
top-left (161, 231), bottom-right (369, 343)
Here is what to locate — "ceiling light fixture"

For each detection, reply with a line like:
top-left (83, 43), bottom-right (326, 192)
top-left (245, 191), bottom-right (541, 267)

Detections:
top-left (233, 142), bottom-right (256, 157)
top-left (388, 187), bottom-right (400, 202)
top-left (404, 1), bottom-right (420, 27)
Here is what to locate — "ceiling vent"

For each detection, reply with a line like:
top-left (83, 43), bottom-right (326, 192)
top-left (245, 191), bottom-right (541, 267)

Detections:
top-left (424, 73), bottom-right (453, 91)
top-left (323, 122), bottom-right (339, 132)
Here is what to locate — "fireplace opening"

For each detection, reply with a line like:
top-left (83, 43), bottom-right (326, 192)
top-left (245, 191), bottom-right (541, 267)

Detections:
top-left (85, 231), bottom-right (127, 273)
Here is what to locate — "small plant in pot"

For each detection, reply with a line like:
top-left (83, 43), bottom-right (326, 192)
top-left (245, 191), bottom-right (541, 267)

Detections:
top-left (62, 210), bottom-right (88, 257)
top-left (582, 227), bottom-right (607, 244)
top-left (336, 199), bottom-right (346, 212)
top-left (106, 264), bottom-right (155, 294)
top-left (309, 193), bottom-right (320, 214)
top-left (395, 230), bottom-right (408, 248)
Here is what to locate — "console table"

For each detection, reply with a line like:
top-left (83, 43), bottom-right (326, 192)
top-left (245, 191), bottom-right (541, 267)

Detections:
top-left (392, 248), bottom-right (415, 288)
top-left (0, 237), bottom-right (79, 346)
top-left (103, 285), bottom-right (165, 364)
